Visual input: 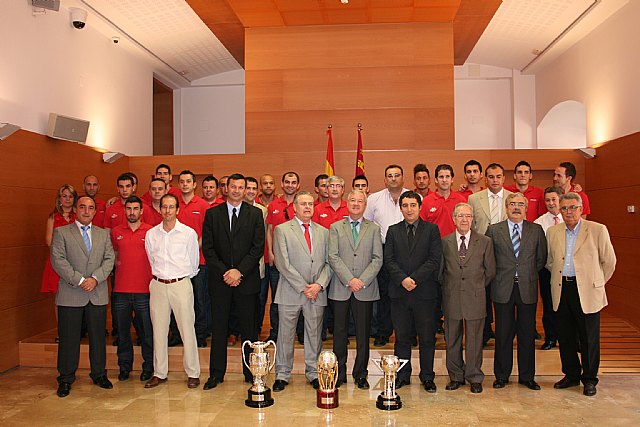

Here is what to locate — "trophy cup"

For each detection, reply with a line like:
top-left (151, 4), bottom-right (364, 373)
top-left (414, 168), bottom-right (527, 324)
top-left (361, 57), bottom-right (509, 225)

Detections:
top-left (316, 350), bottom-right (339, 409)
top-left (242, 340), bottom-right (277, 408)
top-left (374, 355), bottom-right (408, 410)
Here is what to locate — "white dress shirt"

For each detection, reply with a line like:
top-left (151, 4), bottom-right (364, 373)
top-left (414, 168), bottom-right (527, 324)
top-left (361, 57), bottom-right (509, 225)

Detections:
top-left (226, 201), bottom-right (242, 230)
top-left (488, 188), bottom-right (505, 223)
top-left (75, 220), bottom-right (93, 247)
top-left (534, 211), bottom-right (563, 234)
top-left (455, 230), bottom-right (471, 250)
top-left (295, 216), bottom-right (314, 248)
top-left (145, 220), bottom-right (199, 280)
top-left (364, 187), bottom-right (410, 243)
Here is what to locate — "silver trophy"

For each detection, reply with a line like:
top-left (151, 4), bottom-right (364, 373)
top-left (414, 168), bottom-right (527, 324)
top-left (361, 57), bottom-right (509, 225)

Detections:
top-left (374, 354), bottom-right (409, 410)
top-left (242, 340), bottom-right (277, 408)
top-left (316, 350), bottom-right (339, 409)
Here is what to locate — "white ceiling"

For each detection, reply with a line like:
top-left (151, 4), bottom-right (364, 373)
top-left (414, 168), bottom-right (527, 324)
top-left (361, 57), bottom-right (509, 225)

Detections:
top-left (60, 0), bottom-right (629, 87)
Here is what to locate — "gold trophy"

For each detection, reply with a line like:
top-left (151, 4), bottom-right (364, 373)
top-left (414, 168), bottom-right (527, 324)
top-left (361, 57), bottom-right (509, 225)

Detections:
top-left (242, 340), bottom-right (277, 408)
top-left (316, 350), bottom-right (339, 409)
top-left (374, 355), bottom-right (409, 410)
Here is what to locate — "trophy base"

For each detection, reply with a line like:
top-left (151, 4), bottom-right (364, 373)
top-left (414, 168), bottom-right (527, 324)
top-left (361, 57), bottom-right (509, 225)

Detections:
top-left (376, 394), bottom-right (402, 411)
top-left (245, 388), bottom-right (274, 408)
top-left (317, 389), bottom-right (339, 409)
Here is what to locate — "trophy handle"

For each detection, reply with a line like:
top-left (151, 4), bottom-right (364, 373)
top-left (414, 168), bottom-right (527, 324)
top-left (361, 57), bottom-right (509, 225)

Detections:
top-left (241, 340), bottom-right (252, 370)
top-left (397, 359), bottom-right (409, 373)
top-left (266, 339), bottom-right (277, 371)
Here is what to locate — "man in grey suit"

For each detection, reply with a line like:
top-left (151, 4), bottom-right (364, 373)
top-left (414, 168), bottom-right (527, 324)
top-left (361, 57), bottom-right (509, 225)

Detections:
top-left (468, 162), bottom-right (513, 346)
top-left (328, 189), bottom-right (382, 389)
top-left (272, 191), bottom-right (332, 392)
top-left (51, 196), bottom-right (115, 397)
top-left (485, 192), bottom-right (547, 391)
top-left (442, 203), bottom-right (496, 394)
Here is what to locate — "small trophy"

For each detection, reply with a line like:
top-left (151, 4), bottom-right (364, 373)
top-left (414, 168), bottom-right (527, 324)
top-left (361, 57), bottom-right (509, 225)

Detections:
top-left (242, 340), bottom-right (277, 408)
top-left (316, 350), bottom-right (339, 409)
top-left (374, 354), bottom-right (408, 410)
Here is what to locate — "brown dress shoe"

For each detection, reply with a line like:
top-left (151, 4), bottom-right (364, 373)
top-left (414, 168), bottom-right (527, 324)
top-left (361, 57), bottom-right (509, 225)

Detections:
top-left (187, 377), bottom-right (200, 388)
top-left (145, 376), bottom-right (168, 389)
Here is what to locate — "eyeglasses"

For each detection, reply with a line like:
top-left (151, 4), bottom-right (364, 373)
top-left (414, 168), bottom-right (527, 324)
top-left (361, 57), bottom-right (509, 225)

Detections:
top-left (560, 205), bottom-right (581, 212)
top-left (455, 214), bottom-right (472, 219)
top-left (508, 202), bottom-right (526, 208)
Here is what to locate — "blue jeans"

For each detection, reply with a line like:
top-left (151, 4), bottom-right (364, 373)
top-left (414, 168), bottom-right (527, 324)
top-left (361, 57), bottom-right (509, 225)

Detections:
top-left (192, 265), bottom-right (212, 340)
top-left (112, 292), bottom-right (153, 373)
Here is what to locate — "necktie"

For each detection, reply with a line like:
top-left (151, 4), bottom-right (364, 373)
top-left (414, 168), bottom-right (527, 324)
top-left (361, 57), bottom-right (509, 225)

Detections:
top-left (490, 194), bottom-right (499, 224)
top-left (512, 223), bottom-right (520, 259)
top-left (459, 235), bottom-right (467, 262)
top-left (407, 223), bottom-right (415, 249)
top-left (81, 225), bottom-right (91, 253)
top-left (351, 221), bottom-right (359, 245)
top-left (553, 215), bottom-right (559, 225)
top-left (231, 207), bottom-right (238, 231)
top-left (303, 223), bottom-right (312, 253)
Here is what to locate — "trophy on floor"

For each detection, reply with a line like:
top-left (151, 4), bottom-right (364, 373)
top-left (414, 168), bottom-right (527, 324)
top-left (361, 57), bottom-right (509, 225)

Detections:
top-left (242, 340), bottom-right (277, 408)
top-left (316, 350), bottom-right (339, 409)
top-left (374, 354), bottom-right (408, 410)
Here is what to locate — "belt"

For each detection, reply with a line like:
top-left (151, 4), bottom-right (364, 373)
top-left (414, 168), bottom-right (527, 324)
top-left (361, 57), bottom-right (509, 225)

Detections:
top-left (562, 276), bottom-right (577, 282)
top-left (153, 275), bottom-right (186, 284)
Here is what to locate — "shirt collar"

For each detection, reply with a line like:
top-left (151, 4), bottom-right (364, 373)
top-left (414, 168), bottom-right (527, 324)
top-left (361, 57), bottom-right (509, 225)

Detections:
top-left (456, 230), bottom-right (471, 241)
top-left (565, 219), bottom-right (582, 234)
top-left (489, 188), bottom-right (504, 199)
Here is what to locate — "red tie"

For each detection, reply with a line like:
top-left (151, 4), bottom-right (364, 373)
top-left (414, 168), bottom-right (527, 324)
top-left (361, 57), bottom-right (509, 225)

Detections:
top-left (554, 215), bottom-right (559, 225)
top-left (303, 223), bottom-right (312, 253)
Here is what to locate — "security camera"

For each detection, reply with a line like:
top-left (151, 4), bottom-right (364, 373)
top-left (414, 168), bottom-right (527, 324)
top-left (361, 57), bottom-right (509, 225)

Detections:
top-left (70, 7), bottom-right (87, 29)
top-left (111, 36), bottom-right (120, 44)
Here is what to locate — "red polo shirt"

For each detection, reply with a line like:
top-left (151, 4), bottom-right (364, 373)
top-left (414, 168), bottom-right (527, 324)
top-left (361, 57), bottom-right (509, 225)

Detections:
top-left (92, 196), bottom-right (107, 228)
top-left (142, 202), bottom-right (162, 226)
top-left (208, 197), bottom-right (225, 208)
top-left (458, 186), bottom-right (484, 202)
top-left (419, 191), bottom-right (466, 237)
top-left (266, 196), bottom-right (295, 228)
top-left (312, 200), bottom-right (349, 229)
top-left (104, 200), bottom-right (126, 229)
top-left (140, 186), bottom-right (181, 205)
top-left (569, 185), bottom-right (591, 216)
top-left (177, 194), bottom-right (210, 265)
top-left (504, 184), bottom-right (546, 221)
top-left (110, 223), bottom-right (153, 293)
top-left (414, 188), bottom-right (431, 200)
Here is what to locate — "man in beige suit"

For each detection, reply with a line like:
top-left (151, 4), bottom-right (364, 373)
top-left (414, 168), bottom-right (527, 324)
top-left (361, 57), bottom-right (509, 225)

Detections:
top-left (468, 163), bottom-right (513, 345)
top-left (441, 203), bottom-right (496, 394)
top-left (547, 192), bottom-right (616, 396)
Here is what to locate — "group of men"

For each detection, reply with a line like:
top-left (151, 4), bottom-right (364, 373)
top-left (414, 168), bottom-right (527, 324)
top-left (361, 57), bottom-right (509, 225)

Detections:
top-left (50, 159), bottom-right (615, 399)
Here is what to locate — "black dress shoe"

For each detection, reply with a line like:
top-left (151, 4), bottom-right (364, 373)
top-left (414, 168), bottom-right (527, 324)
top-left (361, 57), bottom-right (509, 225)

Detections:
top-left (118, 370), bottom-right (130, 381)
top-left (423, 380), bottom-right (437, 393)
top-left (140, 371), bottom-right (153, 382)
top-left (470, 383), bottom-right (483, 394)
top-left (311, 378), bottom-right (320, 389)
top-left (93, 375), bottom-right (113, 389)
top-left (297, 335), bottom-right (304, 345)
top-left (436, 325), bottom-right (445, 335)
top-left (273, 379), bottom-right (288, 392)
top-left (356, 377), bottom-right (370, 389)
top-left (583, 383), bottom-right (597, 396)
top-left (57, 382), bottom-right (71, 398)
top-left (493, 379), bottom-right (508, 389)
top-left (197, 339), bottom-right (207, 348)
top-left (445, 380), bottom-right (464, 390)
top-left (168, 337), bottom-right (182, 347)
top-left (395, 378), bottom-right (410, 389)
top-left (266, 335), bottom-right (278, 343)
top-left (554, 376), bottom-right (581, 389)
top-left (335, 379), bottom-right (346, 388)
top-left (519, 380), bottom-right (541, 390)
top-left (541, 340), bottom-right (557, 350)
top-left (203, 377), bottom-right (223, 390)
top-left (373, 337), bottom-right (389, 347)
top-left (534, 330), bottom-right (542, 340)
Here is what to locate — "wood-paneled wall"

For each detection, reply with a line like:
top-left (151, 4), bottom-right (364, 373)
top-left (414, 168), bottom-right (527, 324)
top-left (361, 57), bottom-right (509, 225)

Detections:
top-left (585, 132), bottom-right (640, 329)
top-left (245, 23), bottom-right (455, 154)
top-left (0, 130), bottom-right (125, 372)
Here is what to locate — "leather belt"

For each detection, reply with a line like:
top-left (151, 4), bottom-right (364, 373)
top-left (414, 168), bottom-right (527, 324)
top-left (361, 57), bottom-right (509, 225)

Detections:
top-left (562, 276), bottom-right (577, 282)
top-left (153, 275), bottom-right (186, 284)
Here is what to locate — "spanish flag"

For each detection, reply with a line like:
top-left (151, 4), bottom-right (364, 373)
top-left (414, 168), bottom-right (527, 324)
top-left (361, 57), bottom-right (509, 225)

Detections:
top-left (355, 126), bottom-right (365, 176)
top-left (325, 127), bottom-right (335, 176)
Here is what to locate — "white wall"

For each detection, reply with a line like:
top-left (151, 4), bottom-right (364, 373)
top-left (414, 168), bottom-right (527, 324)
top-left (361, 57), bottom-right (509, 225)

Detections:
top-left (535, 0), bottom-right (640, 147)
top-left (0, 2), bottom-right (154, 155)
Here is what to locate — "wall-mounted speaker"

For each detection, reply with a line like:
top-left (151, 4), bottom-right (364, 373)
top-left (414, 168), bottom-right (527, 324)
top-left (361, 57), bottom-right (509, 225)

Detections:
top-left (47, 113), bottom-right (90, 144)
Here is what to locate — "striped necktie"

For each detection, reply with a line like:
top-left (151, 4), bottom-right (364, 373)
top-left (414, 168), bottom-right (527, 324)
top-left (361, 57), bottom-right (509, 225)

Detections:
top-left (81, 225), bottom-right (91, 253)
top-left (459, 235), bottom-right (467, 262)
top-left (490, 194), bottom-right (499, 224)
top-left (351, 221), bottom-right (359, 245)
top-left (512, 223), bottom-right (520, 259)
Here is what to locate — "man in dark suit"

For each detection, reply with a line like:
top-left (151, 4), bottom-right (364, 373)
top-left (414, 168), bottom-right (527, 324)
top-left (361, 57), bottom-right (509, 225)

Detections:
top-left (442, 202), bottom-right (496, 394)
top-left (485, 192), bottom-right (547, 390)
top-left (51, 196), bottom-right (115, 397)
top-left (202, 173), bottom-right (265, 390)
top-left (384, 191), bottom-right (442, 392)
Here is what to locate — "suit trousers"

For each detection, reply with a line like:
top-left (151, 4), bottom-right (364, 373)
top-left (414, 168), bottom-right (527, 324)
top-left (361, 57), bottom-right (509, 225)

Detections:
top-left (493, 283), bottom-right (537, 382)
top-left (538, 267), bottom-right (557, 342)
top-left (391, 296), bottom-right (437, 383)
top-left (373, 260), bottom-right (393, 339)
top-left (57, 302), bottom-right (107, 384)
top-left (444, 317), bottom-right (485, 384)
top-left (557, 278), bottom-right (600, 385)
top-left (332, 295), bottom-right (373, 381)
top-left (268, 266), bottom-right (304, 339)
top-left (275, 302), bottom-right (324, 382)
top-left (149, 278), bottom-right (200, 379)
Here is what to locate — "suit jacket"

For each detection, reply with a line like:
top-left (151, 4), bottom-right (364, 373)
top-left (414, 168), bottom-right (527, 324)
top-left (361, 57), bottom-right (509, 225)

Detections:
top-left (546, 220), bottom-right (616, 314)
top-left (202, 201), bottom-right (265, 295)
top-left (468, 188), bottom-right (513, 235)
top-left (485, 220), bottom-right (547, 304)
top-left (442, 231), bottom-right (496, 320)
top-left (383, 219), bottom-right (442, 300)
top-left (51, 223), bottom-right (115, 307)
top-left (273, 219), bottom-right (332, 306)
top-left (328, 218), bottom-right (382, 302)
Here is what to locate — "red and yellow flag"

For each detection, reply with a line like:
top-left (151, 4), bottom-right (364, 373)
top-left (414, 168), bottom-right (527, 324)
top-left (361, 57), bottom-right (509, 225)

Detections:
top-left (325, 127), bottom-right (335, 176)
top-left (355, 126), bottom-right (365, 177)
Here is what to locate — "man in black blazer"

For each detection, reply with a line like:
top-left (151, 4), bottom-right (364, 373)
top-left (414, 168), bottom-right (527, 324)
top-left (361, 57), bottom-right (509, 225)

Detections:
top-left (202, 173), bottom-right (265, 390)
top-left (384, 191), bottom-right (442, 392)
top-left (485, 192), bottom-right (547, 391)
